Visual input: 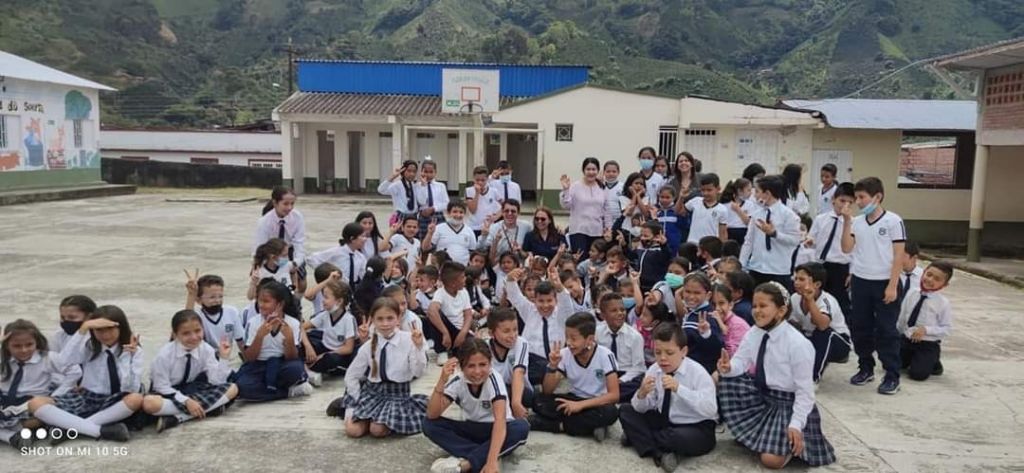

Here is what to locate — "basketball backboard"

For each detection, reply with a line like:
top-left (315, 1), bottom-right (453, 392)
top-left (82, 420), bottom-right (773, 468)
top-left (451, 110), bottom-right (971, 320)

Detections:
top-left (442, 69), bottom-right (500, 114)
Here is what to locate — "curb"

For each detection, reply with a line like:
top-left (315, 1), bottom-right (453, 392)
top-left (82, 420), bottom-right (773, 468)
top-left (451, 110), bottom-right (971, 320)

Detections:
top-left (0, 184), bottom-right (137, 206)
top-left (921, 251), bottom-right (1024, 290)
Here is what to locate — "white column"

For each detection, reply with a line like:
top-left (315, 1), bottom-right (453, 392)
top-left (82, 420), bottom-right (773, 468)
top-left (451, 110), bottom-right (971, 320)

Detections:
top-left (967, 144), bottom-right (989, 262)
top-left (473, 115), bottom-right (485, 167)
top-left (391, 118), bottom-right (402, 168)
top-left (281, 119), bottom-right (293, 187)
top-left (458, 130), bottom-right (468, 189)
top-left (499, 132), bottom-right (508, 164)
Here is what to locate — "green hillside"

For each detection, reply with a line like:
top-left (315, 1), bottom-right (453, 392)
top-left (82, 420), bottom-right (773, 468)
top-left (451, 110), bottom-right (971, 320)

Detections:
top-left (0, 0), bottom-right (1019, 127)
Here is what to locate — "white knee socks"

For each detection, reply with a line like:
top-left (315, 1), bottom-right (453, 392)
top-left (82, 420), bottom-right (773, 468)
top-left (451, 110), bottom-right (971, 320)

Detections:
top-left (153, 398), bottom-right (181, 417)
top-left (0, 428), bottom-right (16, 445)
top-left (33, 405), bottom-right (101, 438)
top-left (85, 401), bottom-right (135, 426)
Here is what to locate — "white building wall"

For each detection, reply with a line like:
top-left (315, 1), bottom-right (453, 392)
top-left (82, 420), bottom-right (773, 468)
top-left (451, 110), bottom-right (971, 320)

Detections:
top-left (0, 77), bottom-right (102, 171)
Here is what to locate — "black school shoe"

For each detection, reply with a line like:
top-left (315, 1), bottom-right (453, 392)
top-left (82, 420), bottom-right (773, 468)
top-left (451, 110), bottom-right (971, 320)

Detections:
top-left (850, 369), bottom-right (875, 386)
top-left (99, 423), bottom-right (131, 442)
top-left (933, 361), bottom-right (944, 376)
top-left (326, 397), bottom-right (346, 418)
top-left (8, 433), bottom-right (32, 451)
top-left (527, 414), bottom-right (560, 433)
top-left (156, 416), bottom-right (180, 434)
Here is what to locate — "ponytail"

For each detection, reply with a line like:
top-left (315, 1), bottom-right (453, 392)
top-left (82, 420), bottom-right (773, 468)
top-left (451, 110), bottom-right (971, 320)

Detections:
top-left (370, 332), bottom-right (379, 379)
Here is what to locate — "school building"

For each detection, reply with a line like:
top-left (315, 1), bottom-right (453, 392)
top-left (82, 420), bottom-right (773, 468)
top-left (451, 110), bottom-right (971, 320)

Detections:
top-left (932, 36), bottom-right (1024, 259)
top-left (0, 50), bottom-right (114, 191)
top-left (100, 128), bottom-right (282, 168)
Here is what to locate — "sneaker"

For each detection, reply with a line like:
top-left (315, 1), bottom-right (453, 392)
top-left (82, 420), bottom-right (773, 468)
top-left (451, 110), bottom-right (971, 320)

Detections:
top-left (593, 426), bottom-right (609, 443)
top-left (849, 370), bottom-right (875, 386)
top-left (436, 352), bottom-right (449, 367)
top-left (877, 376), bottom-right (900, 395)
top-left (99, 423), bottom-right (131, 442)
top-left (430, 456), bottom-right (463, 473)
top-left (288, 381), bottom-right (314, 398)
top-left (307, 370), bottom-right (323, 387)
top-left (156, 416), bottom-right (180, 434)
top-left (932, 361), bottom-right (944, 376)
top-left (659, 452), bottom-right (679, 473)
top-left (326, 397), bottom-right (346, 417)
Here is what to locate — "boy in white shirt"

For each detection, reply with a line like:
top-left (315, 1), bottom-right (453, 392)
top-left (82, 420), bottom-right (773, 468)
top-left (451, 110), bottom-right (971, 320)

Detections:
top-left (423, 200), bottom-right (478, 265)
top-left (466, 166), bottom-right (502, 237)
top-left (682, 173), bottom-right (728, 243)
top-left (491, 160), bottom-right (522, 205)
top-left (426, 262), bottom-right (475, 365)
top-left (817, 163), bottom-right (838, 216)
top-left (808, 182), bottom-right (855, 318)
top-left (791, 263), bottom-right (853, 382)
top-left (898, 240), bottom-right (924, 304)
top-left (897, 261), bottom-right (954, 381)
top-left (595, 293), bottom-right (645, 402)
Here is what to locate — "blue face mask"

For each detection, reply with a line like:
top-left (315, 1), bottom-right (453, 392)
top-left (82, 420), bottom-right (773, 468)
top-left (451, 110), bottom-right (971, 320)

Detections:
top-left (276, 257), bottom-right (289, 267)
top-left (860, 200), bottom-right (878, 216)
top-left (665, 273), bottom-right (685, 289)
top-left (499, 174), bottom-right (511, 183)
top-left (622, 297), bottom-right (636, 310)
top-left (639, 159), bottom-right (654, 171)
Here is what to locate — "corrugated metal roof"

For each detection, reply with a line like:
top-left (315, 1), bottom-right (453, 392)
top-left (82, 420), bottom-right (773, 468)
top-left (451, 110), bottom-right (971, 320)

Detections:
top-left (781, 99), bottom-right (976, 131)
top-left (931, 36), bottom-right (1024, 70)
top-left (275, 92), bottom-right (520, 116)
top-left (0, 51), bottom-right (115, 91)
top-left (296, 61), bottom-right (589, 97)
top-left (299, 59), bottom-right (591, 68)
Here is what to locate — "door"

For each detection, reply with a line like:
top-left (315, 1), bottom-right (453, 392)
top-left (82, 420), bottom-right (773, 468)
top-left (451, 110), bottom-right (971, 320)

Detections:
top-left (681, 129), bottom-right (718, 173)
top-left (735, 129), bottom-right (780, 175)
top-left (348, 131), bottom-right (363, 192)
top-left (379, 132), bottom-right (393, 187)
top-left (812, 149), bottom-right (853, 213)
top-left (316, 130), bottom-right (335, 193)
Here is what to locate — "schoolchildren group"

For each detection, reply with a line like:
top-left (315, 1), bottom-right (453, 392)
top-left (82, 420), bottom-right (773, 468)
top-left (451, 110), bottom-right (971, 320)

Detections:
top-left (0, 151), bottom-right (956, 473)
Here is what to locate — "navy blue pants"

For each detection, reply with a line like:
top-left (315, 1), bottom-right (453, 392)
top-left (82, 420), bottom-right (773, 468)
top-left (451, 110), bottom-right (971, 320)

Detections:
top-left (568, 233), bottom-right (597, 262)
top-left (809, 329), bottom-right (852, 381)
top-left (823, 262), bottom-right (852, 322)
top-left (423, 417), bottom-right (529, 473)
top-left (618, 405), bottom-right (716, 458)
top-left (618, 376), bottom-right (642, 404)
top-left (306, 330), bottom-right (355, 375)
top-left (749, 270), bottom-right (795, 294)
top-left (850, 276), bottom-right (901, 378)
top-left (235, 357), bottom-right (307, 402)
top-left (726, 227), bottom-right (747, 247)
top-left (424, 312), bottom-right (473, 355)
top-left (901, 337), bottom-right (942, 381)
top-left (533, 393), bottom-right (618, 436)
top-left (527, 354), bottom-right (548, 387)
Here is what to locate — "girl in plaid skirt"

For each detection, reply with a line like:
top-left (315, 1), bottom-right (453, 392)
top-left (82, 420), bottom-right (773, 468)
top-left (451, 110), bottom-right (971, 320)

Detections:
top-left (716, 282), bottom-right (836, 468)
top-left (29, 306), bottom-right (145, 443)
top-left (143, 310), bottom-right (238, 433)
top-left (342, 297), bottom-right (428, 437)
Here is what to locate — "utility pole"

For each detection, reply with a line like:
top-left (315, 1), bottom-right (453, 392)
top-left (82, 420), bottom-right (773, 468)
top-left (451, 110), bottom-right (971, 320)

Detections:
top-left (286, 37), bottom-right (296, 95)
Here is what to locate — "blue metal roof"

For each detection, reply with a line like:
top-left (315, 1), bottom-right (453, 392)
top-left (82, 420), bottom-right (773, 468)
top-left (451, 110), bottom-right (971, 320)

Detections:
top-left (297, 60), bottom-right (590, 98)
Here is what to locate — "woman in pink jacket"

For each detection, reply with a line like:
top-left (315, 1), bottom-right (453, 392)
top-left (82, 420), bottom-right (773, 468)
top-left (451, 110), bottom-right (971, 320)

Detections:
top-left (559, 157), bottom-right (607, 260)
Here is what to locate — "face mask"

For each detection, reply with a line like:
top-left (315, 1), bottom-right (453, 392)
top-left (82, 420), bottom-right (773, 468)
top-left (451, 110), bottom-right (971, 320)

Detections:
top-left (448, 217), bottom-right (463, 227)
top-left (276, 257), bottom-right (289, 267)
top-left (639, 159), bottom-right (654, 171)
top-left (499, 174), bottom-right (511, 183)
top-left (665, 273), bottom-right (685, 289)
top-left (202, 304), bottom-right (223, 314)
top-left (60, 320), bottom-right (83, 335)
top-left (622, 297), bottom-right (636, 310)
top-left (628, 227), bottom-right (641, 237)
top-left (860, 199), bottom-right (878, 216)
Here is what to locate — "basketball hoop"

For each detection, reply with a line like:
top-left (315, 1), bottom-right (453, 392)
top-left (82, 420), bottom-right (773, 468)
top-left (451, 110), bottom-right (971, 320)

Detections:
top-left (442, 69), bottom-right (499, 114)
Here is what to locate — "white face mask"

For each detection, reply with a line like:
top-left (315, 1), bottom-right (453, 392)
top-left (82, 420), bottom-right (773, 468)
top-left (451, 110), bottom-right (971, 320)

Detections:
top-left (628, 227), bottom-right (641, 237)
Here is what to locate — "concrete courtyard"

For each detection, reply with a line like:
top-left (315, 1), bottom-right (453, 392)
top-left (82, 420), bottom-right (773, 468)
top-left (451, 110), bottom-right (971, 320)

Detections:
top-left (2, 191), bottom-right (1023, 472)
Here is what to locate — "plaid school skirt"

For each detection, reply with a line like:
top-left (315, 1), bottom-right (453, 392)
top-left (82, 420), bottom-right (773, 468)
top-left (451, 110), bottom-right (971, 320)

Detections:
top-left (162, 375), bottom-right (232, 413)
top-left (1, 396), bottom-right (33, 429)
top-left (340, 381), bottom-right (427, 435)
top-left (718, 374), bottom-right (836, 466)
top-left (52, 390), bottom-right (127, 418)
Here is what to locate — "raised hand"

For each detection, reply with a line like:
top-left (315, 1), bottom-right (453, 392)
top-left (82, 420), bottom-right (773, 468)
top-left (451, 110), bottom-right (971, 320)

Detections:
top-left (439, 357), bottom-right (458, 385)
top-left (329, 270), bottom-right (342, 282)
top-left (717, 348), bottom-right (731, 374)
top-left (560, 174), bottom-right (571, 190)
top-left (124, 334), bottom-right (140, 354)
top-left (184, 268), bottom-right (199, 294)
top-left (547, 341), bottom-right (563, 368)
top-left (411, 328), bottom-right (423, 348)
top-left (698, 312), bottom-right (711, 334)
top-left (219, 336), bottom-right (232, 359)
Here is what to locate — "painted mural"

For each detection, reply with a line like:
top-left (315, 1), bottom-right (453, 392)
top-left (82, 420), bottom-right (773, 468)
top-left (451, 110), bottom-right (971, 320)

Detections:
top-left (0, 80), bottom-right (101, 172)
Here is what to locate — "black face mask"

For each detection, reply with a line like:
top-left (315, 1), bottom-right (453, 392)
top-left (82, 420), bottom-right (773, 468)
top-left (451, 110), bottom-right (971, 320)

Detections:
top-left (202, 304), bottom-right (223, 315)
top-left (60, 320), bottom-right (83, 335)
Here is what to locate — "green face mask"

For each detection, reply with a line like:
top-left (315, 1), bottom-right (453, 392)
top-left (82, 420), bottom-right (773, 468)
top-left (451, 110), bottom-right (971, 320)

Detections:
top-left (665, 273), bottom-right (685, 289)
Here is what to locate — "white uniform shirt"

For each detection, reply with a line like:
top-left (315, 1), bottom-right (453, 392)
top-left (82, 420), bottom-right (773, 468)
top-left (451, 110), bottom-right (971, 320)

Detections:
top-left (739, 201), bottom-right (802, 275)
top-left (402, 310), bottom-right (423, 333)
top-left (443, 371), bottom-right (513, 423)
top-left (787, 191), bottom-right (810, 216)
top-left (51, 330), bottom-right (73, 353)
top-left (60, 332), bottom-right (144, 395)
top-left (377, 178), bottom-right (419, 214)
top-left (389, 234), bottom-right (421, 270)
top-left (1, 351), bottom-right (77, 398)
top-left (310, 310), bottom-right (359, 351)
top-left (430, 223), bottom-right (477, 265)
top-left (197, 305), bottom-right (245, 350)
top-left (850, 211), bottom-right (907, 280)
top-left (344, 330), bottom-right (427, 400)
top-left (465, 185), bottom-right (502, 231)
top-left (240, 301), bottom-right (260, 330)
top-left (480, 220), bottom-right (532, 255)
top-left (150, 341), bottom-right (231, 404)
top-left (899, 267), bottom-right (924, 296)
top-left (489, 178), bottom-right (523, 206)
top-left (723, 323), bottom-right (815, 430)
top-left (360, 235), bottom-right (389, 260)
top-left (556, 345), bottom-right (618, 398)
top-left (257, 262), bottom-right (293, 289)
top-left (643, 171), bottom-right (665, 206)
top-left (685, 197), bottom-right (728, 243)
top-left (254, 209), bottom-right (306, 264)
top-left (789, 292), bottom-right (850, 337)
top-left (308, 245), bottom-right (367, 286)
top-left (596, 322), bottom-right (645, 383)
top-left (506, 282), bottom-right (575, 359)
top-left (630, 358), bottom-right (717, 425)
top-left (817, 184), bottom-right (837, 216)
top-left (897, 289), bottom-right (953, 342)
top-left (489, 337), bottom-right (530, 386)
top-left (809, 211), bottom-right (851, 264)
top-left (431, 288), bottom-right (473, 330)
top-left (244, 315), bottom-right (302, 361)
top-left (603, 181), bottom-right (625, 230)
top-left (726, 198), bottom-right (758, 229)
top-left (416, 180), bottom-right (450, 216)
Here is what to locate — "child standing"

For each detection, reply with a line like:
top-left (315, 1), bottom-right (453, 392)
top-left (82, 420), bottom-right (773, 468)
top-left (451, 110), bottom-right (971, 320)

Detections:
top-left (53, 295), bottom-right (96, 352)
top-left (424, 340), bottom-right (530, 473)
top-left (426, 262), bottom-right (476, 365)
top-left (143, 310), bottom-right (237, 432)
top-left (530, 313), bottom-right (620, 441)
top-left (424, 200), bottom-right (478, 265)
top-left (466, 166), bottom-right (502, 238)
top-left (417, 160), bottom-right (451, 239)
top-left (723, 178), bottom-right (757, 246)
top-left (638, 147), bottom-right (664, 206)
top-left (817, 163), bottom-right (838, 216)
top-left (619, 324), bottom-right (717, 472)
top-left (654, 186), bottom-right (687, 255)
top-left (739, 175), bottom-right (802, 291)
top-left (791, 263), bottom-right (853, 382)
top-left (595, 293), bottom-right (645, 403)
top-left (897, 261), bottom-right (954, 381)
top-left (254, 186), bottom-right (307, 271)
top-left (717, 282), bottom-right (836, 468)
top-left (674, 273), bottom-right (726, 374)
top-left (809, 182), bottom-right (855, 318)
top-left (841, 177), bottom-right (907, 395)
top-left (1, 320), bottom-right (78, 449)
top-left (492, 160), bottom-right (523, 206)
top-left (630, 222), bottom-right (672, 294)
top-left (504, 268), bottom-right (575, 386)
top-left (682, 173), bottom-right (728, 244)
top-left (602, 160), bottom-right (624, 231)
top-left (342, 298), bottom-right (428, 437)
top-left (783, 163), bottom-right (811, 217)
top-left (898, 240), bottom-right (923, 303)
top-left (377, 160), bottom-right (420, 223)
top-left (236, 282), bottom-right (312, 401)
top-left (485, 309), bottom-right (532, 417)
top-left (30, 306), bottom-right (144, 442)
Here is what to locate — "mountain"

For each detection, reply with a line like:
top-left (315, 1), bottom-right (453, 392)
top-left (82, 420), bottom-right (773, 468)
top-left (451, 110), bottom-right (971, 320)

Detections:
top-left (1, 0), bottom-right (1019, 127)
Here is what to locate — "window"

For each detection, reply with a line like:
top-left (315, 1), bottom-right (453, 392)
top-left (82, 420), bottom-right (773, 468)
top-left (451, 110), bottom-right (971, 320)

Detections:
top-left (379, 132), bottom-right (393, 138)
top-left (658, 126), bottom-right (678, 158)
top-left (416, 132), bottom-right (435, 139)
top-left (190, 157), bottom-right (219, 165)
top-left (73, 119), bottom-right (83, 148)
top-left (555, 123), bottom-right (573, 142)
top-left (249, 159), bottom-right (282, 169)
top-left (898, 131), bottom-right (975, 189)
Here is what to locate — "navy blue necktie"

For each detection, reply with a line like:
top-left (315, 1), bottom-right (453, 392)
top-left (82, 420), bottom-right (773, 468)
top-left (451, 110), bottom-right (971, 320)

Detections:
top-left (819, 217), bottom-right (838, 261)
top-left (503, 182), bottom-right (509, 201)
top-left (542, 317), bottom-right (551, 358)
top-left (182, 353), bottom-right (192, 385)
top-left (907, 294), bottom-right (928, 328)
top-left (662, 373), bottom-right (675, 420)
top-left (754, 334), bottom-right (770, 391)
top-left (610, 332), bottom-right (619, 359)
top-left (106, 350), bottom-right (121, 393)
top-left (349, 257), bottom-right (355, 285)
top-left (3, 362), bottom-right (24, 404)
top-left (403, 180), bottom-right (415, 211)
top-left (379, 341), bottom-right (391, 383)
top-left (427, 184), bottom-right (434, 208)
top-left (900, 274), bottom-right (912, 300)
top-left (764, 209), bottom-right (773, 251)
top-left (278, 219), bottom-right (286, 239)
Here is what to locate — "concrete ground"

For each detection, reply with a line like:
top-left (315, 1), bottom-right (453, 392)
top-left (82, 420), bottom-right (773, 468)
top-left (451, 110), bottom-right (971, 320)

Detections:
top-left (2, 192), bottom-right (1023, 472)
